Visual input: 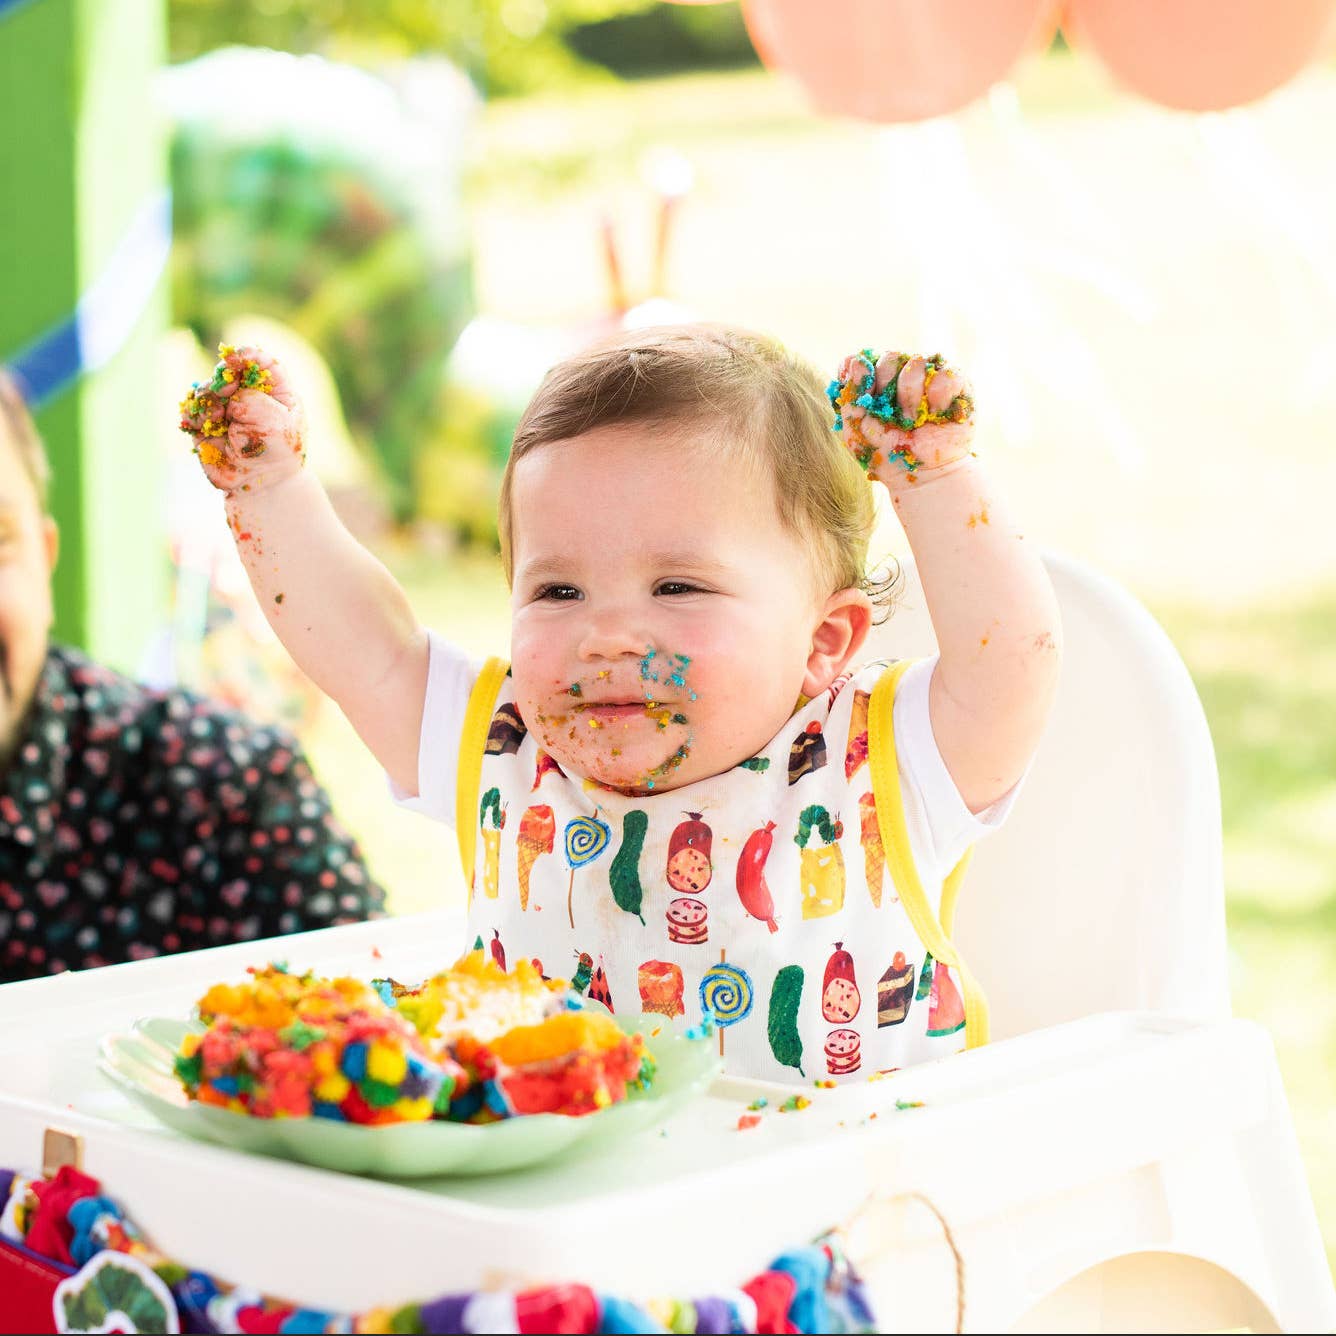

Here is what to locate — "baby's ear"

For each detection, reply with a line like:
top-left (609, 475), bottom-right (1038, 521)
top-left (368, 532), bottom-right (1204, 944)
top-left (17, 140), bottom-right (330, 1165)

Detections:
top-left (802, 587), bottom-right (873, 697)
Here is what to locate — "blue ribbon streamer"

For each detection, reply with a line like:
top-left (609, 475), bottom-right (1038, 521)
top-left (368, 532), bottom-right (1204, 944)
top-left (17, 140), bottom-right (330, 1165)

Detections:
top-left (0, 0), bottom-right (39, 24)
top-left (3, 188), bottom-right (172, 409)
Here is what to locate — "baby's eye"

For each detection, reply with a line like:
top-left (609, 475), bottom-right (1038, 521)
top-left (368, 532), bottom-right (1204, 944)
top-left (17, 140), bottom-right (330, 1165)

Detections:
top-left (655, 581), bottom-right (702, 597)
top-left (535, 584), bottom-right (581, 602)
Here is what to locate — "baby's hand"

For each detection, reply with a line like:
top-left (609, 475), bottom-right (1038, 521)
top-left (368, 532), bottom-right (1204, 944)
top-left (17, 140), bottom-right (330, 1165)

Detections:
top-left (829, 351), bottom-right (974, 488)
top-left (179, 344), bottom-right (306, 493)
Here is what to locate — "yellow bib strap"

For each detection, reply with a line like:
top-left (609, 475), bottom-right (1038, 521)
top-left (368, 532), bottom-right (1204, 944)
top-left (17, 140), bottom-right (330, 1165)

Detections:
top-left (456, 656), bottom-right (511, 892)
top-left (868, 661), bottom-right (990, 1049)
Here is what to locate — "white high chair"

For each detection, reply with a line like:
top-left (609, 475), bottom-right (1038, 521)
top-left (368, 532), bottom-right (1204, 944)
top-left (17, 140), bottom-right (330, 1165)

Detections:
top-left (848, 548), bottom-right (1335, 1332)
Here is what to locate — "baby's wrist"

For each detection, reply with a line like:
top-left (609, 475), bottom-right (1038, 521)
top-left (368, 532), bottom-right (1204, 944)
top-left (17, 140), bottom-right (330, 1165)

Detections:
top-left (878, 450), bottom-right (978, 495)
top-left (223, 463), bottom-right (310, 511)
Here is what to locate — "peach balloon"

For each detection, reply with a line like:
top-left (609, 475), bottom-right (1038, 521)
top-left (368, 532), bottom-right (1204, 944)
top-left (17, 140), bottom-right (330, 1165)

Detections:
top-left (740, 0), bottom-right (1059, 122)
top-left (1063, 0), bottom-right (1336, 111)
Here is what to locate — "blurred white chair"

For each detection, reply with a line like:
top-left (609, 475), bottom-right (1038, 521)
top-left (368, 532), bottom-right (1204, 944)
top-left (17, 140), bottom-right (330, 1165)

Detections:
top-left (875, 546), bottom-right (1230, 1036)
top-left (853, 547), bottom-right (1334, 1332)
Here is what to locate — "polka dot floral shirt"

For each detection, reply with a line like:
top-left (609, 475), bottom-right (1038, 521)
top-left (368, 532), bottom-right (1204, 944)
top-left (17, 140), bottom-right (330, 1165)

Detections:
top-left (0, 646), bottom-right (386, 983)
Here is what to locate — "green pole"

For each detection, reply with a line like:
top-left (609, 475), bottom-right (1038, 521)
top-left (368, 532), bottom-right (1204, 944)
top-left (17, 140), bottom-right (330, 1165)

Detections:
top-left (0, 0), bottom-right (167, 672)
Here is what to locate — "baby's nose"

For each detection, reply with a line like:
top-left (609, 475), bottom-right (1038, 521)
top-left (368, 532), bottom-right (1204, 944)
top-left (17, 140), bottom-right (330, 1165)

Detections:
top-left (577, 615), bottom-right (652, 664)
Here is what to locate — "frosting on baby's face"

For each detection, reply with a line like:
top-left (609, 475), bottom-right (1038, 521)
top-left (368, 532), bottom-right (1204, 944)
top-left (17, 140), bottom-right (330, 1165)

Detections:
top-left (508, 424), bottom-right (858, 795)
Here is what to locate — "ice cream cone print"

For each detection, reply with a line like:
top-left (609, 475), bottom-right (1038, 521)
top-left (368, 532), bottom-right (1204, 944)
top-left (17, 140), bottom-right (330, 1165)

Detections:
top-left (845, 690), bottom-right (871, 780)
top-left (516, 804), bottom-right (555, 911)
top-left (858, 790), bottom-right (886, 908)
top-left (796, 805), bottom-right (845, 919)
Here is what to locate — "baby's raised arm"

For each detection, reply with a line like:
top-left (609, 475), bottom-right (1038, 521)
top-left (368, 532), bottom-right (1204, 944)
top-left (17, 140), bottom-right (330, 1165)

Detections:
top-left (832, 352), bottom-right (1061, 813)
top-left (180, 346), bottom-right (428, 796)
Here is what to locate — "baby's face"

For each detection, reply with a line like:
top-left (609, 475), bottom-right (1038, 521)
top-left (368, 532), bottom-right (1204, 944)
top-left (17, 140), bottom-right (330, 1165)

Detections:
top-left (509, 424), bottom-right (825, 794)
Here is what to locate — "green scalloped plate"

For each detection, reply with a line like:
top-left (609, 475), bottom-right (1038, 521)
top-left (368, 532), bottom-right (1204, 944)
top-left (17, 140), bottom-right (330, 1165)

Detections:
top-left (99, 1015), bottom-right (720, 1178)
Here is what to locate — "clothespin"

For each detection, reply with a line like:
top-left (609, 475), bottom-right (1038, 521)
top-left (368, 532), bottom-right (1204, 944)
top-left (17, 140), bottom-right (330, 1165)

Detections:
top-left (42, 1127), bottom-right (84, 1178)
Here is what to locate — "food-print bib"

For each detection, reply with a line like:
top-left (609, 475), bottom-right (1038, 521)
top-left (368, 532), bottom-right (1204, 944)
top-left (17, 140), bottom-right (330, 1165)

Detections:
top-left (455, 658), bottom-right (989, 1083)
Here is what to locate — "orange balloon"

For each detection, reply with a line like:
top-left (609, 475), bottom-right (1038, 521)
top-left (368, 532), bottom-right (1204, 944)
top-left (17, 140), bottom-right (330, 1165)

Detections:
top-left (1063, 0), bottom-right (1336, 111)
top-left (740, 0), bottom-right (1059, 122)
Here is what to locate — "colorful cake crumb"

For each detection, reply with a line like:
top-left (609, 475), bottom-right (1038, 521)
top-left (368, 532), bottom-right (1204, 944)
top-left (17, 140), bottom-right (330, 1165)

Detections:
top-left (389, 951), bottom-right (652, 1120)
top-left (176, 965), bottom-right (461, 1124)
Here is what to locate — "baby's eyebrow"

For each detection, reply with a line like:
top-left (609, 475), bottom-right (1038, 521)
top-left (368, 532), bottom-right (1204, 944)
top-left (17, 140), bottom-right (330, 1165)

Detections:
top-left (519, 552), bottom-right (733, 581)
top-left (518, 557), bottom-right (574, 582)
top-left (641, 551), bottom-right (733, 576)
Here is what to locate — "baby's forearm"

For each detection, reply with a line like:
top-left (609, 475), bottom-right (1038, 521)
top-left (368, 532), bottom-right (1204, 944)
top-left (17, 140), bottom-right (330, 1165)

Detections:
top-left (888, 457), bottom-right (1061, 807)
top-left (226, 471), bottom-right (427, 791)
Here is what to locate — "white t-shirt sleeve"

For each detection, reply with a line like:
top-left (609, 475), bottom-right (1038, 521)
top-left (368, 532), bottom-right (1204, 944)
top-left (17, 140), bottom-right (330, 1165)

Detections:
top-left (890, 655), bottom-right (1024, 880)
top-left (386, 631), bottom-right (483, 826)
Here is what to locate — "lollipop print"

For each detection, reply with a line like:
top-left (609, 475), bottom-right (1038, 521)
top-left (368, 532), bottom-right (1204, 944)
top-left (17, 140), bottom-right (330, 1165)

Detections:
top-left (564, 809), bottom-right (611, 929)
top-left (699, 950), bottom-right (755, 1059)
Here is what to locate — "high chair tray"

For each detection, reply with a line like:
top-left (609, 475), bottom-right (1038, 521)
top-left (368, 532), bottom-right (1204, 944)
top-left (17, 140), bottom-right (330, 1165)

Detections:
top-left (0, 912), bottom-right (1284, 1314)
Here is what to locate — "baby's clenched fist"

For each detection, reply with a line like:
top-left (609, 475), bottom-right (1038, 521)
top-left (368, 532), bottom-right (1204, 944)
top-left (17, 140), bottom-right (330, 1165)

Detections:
top-left (179, 344), bottom-right (306, 493)
top-left (829, 351), bottom-right (974, 488)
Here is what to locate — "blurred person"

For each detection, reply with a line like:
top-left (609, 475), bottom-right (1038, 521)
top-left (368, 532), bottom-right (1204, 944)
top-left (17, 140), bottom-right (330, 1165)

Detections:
top-left (0, 370), bottom-right (385, 984)
top-left (181, 330), bottom-right (1060, 1082)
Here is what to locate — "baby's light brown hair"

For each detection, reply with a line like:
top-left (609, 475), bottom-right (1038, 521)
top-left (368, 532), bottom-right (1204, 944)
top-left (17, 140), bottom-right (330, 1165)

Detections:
top-left (498, 323), bottom-right (898, 619)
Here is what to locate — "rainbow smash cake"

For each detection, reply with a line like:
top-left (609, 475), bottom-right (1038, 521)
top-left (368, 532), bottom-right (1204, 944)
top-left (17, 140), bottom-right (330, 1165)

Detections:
top-left (175, 952), bottom-right (652, 1125)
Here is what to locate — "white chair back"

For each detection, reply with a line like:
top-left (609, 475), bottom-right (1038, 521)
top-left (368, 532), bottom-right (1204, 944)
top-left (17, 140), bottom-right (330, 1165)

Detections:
top-left (871, 549), bottom-right (1230, 1039)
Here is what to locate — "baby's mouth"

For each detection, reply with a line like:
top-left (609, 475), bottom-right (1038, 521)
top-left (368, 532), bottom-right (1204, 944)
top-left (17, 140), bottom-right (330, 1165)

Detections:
top-left (583, 702), bottom-right (646, 716)
top-left (577, 700), bottom-right (669, 724)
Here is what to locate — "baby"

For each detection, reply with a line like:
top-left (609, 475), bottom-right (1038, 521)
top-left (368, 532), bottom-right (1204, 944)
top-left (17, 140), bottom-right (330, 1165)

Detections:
top-left (180, 327), bottom-right (1061, 1083)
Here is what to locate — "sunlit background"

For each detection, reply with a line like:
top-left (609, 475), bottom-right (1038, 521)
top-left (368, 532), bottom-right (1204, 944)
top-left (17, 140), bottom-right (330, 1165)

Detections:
top-left (3, 0), bottom-right (1335, 1270)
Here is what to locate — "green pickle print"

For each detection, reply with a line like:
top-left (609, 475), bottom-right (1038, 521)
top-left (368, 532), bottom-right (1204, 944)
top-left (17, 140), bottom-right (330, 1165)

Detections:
top-left (609, 809), bottom-right (649, 924)
top-left (768, 964), bottom-right (805, 1076)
